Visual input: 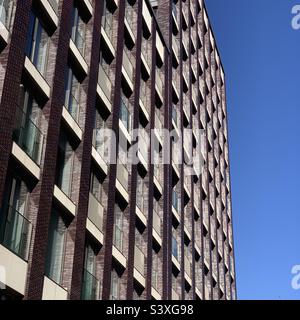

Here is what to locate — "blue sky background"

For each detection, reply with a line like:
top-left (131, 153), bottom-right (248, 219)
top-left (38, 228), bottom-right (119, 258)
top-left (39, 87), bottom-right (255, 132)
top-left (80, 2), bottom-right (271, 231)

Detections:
top-left (205, 0), bottom-right (300, 299)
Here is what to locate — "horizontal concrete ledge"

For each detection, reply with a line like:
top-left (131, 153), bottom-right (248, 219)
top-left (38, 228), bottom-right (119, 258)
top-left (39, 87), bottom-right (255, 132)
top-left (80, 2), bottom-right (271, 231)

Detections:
top-left (112, 246), bottom-right (127, 269)
top-left (24, 57), bottom-right (51, 99)
top-left (124, 18), bottom-right (136, 45)
top-left (121, 66), bottom-right (134, 93)
top-left (100, 27), bottom-right (116, 57)
top-left (184, 272), bottom-right (192, 287)
top-left (142, 0), bottom-right (152, 35)
top-left (91, 146), bottom-right (108, 175)
top-left (38, 0), bottom-right (59, 29)
top-left (139, 98), bottom-right (150, 121)
top-left (172, 255), bottom-right (180, 272)
top-left (96, 84), bottom-right (112, 113)
top-left (69, 39), bottom-right (88, 76)
top-left (141, 53), bottom-right (150, 76)
top-left (0, 245), bottom-right (28, 296)
top-left (151, 287), bottom-right (161, 300)
top-left (195, 287), bottom-right (202, 300)
top-left (184, 226), bottom-right (191, 241)
top-left (0, 21), bottom-right (9, 45)
top-left (136, 206), bottom-right (147, 227)
top-left (115, 179), bottom-right (129, 204)
top-left (172, 206), bottom-right (180, 225)
top-left (86, 218), bottom-right (104, 245)
top-left (79, 0), bottom-right (93, 17)
top-left (133, 268), bottom-right (146, 288)
top-left (62, 106), bottom-right (83, 141)
top-left (11, 142), bottom-right (41, 180)
top-left (53, 185), bottom-right (76, 217)
top-left (195, 244), bottom-right (201, 257)
top-left (42, 276), bottom-right (68, 300)
top-left (152, 228), bottom-right (162, 248)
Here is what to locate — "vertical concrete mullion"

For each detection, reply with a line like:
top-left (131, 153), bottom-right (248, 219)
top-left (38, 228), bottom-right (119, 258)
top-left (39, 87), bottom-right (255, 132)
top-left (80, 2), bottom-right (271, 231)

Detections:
top-left (209, 30), bottom-right (220, 300)
top-left (101, 0), bottom-right (126, 300)
top-left (0, 0), bottom-right (33, 208)
top-left (187, 0), bottom-right (196, 300)
top-left (223, 81), bottom-right (234, 300)
top-left (146, 21), bottom-right (156, 300)
top-left (215, 54), bottom-right (227, 300)
top-left (165, 1), bottom-right (173, 302)
top-left (203, 4), bottom-right (219, 299)
top-left (69, 0), bottom-right (104, 300)
top-left (126, 0), bottom-right (143, 300)
top-left (178, 0), bottom-right (186, 301)
top-left (206, 32), bottom-right (214, 301)
top-left (195, 2), bottom-right (206, 300)
top-left (200, 4), bottom-right (213, 301)
top-left (162, 8), bottom-right (172, 301)
top-left (26, 0), bottom-right (74, 300)
top-left (222, 84), bottom-right (230, 299)
top-left (224, 78), bottom-right (237, 298)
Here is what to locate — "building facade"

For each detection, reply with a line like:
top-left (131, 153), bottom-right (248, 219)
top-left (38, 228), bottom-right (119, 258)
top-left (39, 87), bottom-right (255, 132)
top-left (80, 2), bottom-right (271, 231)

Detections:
top-left (0, 0), bottom-right (236, 300)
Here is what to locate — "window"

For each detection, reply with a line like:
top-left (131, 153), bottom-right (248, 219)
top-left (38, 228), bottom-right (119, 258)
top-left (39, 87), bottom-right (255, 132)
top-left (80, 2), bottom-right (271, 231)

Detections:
top-left (45, 209), bottom-right (67, 284)
top-left (101, 0), bottom-right (113, 38)
top-left (55, 131), bottom-right (74, 197)
top-left (99, 49), bottom-right (111, 75)
top-left (153, 199), bottom-right (161, 235)
top-left (98, 49), bottom-right (113, 102)
top-left (13, 85), bottom-right (43, 164)
top-left (135, 228), bottom-right (143, 249)
top-left (152, 250), bottom-right (159, 290)
top-left (122, 46), bottom-right (133, 79)
top-left (93, 108), bottom-right (107, 156)
top-left (136, 175), bottom-right (143, 209)
top-left (113, 204), bottom-right (123, 251)
top-left (26, 12), bottom-right (49, 75)
top-left (172, 190), bottom-right (179, 211)
top-left (172, 236), bottom-right (178, 260)
top-left (136, 174), bottom-right (147, 213)
top-left (71, 5), bottom-right (86, 55)
top-left (0, 0), bottom-right (13, 29)
top-left (64, 66), bottom-right (81, 121)
top-left (172, 275), bottom-right (177, 290)
top-left (81, 241), bottom-right (99, 300)
top-left (84, 242), bottom-right (96, 275)
top-left (184, 244), bottom-right (191, 276)
top-left (0, 176), bottom-right (32, 260)
top-left (120, 94), bottom-right (131, 132)
top-left (90, 170), bottom-right (104, 203)
top-left (124, 1), bottom-right (135, 31)
top-left (110, 269), bottom-right (120, 300)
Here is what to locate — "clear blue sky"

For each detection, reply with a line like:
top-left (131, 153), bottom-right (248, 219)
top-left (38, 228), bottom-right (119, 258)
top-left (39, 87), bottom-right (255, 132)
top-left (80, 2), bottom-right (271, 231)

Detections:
top-left (205, 0), bottom-right (300, 299)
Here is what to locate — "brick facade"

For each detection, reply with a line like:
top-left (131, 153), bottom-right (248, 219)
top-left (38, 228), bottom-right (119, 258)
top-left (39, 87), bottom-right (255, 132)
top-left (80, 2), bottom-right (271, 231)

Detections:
top-left (0, 0), bottom-right (236, 300)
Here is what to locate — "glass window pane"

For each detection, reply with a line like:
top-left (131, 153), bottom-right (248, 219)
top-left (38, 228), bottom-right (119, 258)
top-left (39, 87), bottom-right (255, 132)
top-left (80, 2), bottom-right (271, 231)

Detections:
top-left (90, 171), bottom-right (103, 202)
top-left (72, 6), bottom-right (85, 54)
top-left (56, 132), bottom-right (74, 196)
top-left (65, 68), bottom-right (80, 120)
top-left (110, 270), bottom-right (119, 300)
top-left (0, 176), bottom-right (31, 260)
top-left (26, 14), bottom-right (49, 75)
top-left (84, 243), bottom-right (96, 275)
top-left (35, 27), bottom-right (49, 74)
top-left (45, 210), bottom-right (67, 284)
